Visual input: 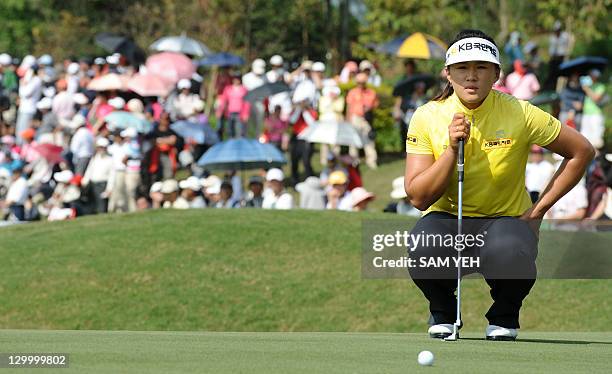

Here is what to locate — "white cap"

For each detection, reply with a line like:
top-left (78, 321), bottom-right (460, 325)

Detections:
top-left (445, 37), bottom-right (500, 67)
top-left (266, 168), bottom-right (284, 182)
top-left (390, 176), bottom-right (407, 199)
top-left (94, 57), bottom-right (106, 65)
top-left (266, 70), bottom-right (279, 83)
top-left (252, 58), bottom-right (266, 75)
top-left (150, 181), bottom-right (163, 193)
top-left (73, 93), bottom-right (89, 105)
top-left (120, 127), bottom-right (138, 138)
top-left (38, 54), bottom-right (53, 66)
top-left (20, 55), bottom-right (36, 69)
top-left (43, 86), bottom-right (56, 98)
top-left (179, 176), bottom-right (201, 191)
top-left (359, 60), bottom-right (373, 71)
top-left (200, 175), bottom-right (221, 189)
top-left (36, 97), bottom-right (53, 110)
top-left (108, 96), bottom-right (126, 110)
top-left (0, 53), bottom-right (11, 66)
top-left (206, 182), bottom-right (221, 195)
top-left (160, 179), bottom-right (179, 194)
top-left (54, 170), bottom-right (74, 184)
top-left (177, 79), bottom-right (192, 90)
top-left (270, 55), bottom-right (284, 66)
top-left (67, 62), bottom-right (80, 75)
top-left (312, 61), bottom-right (326, 72)
top-left (106, 54), bottom-right (120, 65)
top-left (67, 114), bottom-right (87, 129)
top-left (95, 137), bottom-right (110, 148)
top-left (127, 98), bottom-right (144, 113)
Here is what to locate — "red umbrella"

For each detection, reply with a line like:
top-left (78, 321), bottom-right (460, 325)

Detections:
top-left (87, 73), bottom-right (129, 91)
top-left (145, 52), bottom-right (195, 84)
top-left (32, 143), bottom-right (65, 164)
top-left (127, 73), bottom-right (173, 97)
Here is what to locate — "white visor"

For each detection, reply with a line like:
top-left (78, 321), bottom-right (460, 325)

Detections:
top-left (445, 37), bottom-right (500, 67)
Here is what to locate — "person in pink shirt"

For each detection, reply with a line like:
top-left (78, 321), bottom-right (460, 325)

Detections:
top-left (345, 73), bottom-right (379, 169)
top-left (263, 106), bottom-right (288, 150)
top-left (506, 60), bottom-right (540, 100)
top-left (215, 73), bottom-right (250, 139)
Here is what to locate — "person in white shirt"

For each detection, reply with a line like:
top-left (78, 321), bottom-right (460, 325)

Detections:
top-left (82, 137), bottom-right (114, 213)
top-left (546, 20), bottom-right (572, 90)
top-left (262, 168), bottom-right (293, 210)
top-left (3, 168), bottom-right (29, 221)
top-left (107, 128), bottom-right (141, 213)
top-left (51, 79), bottom-right (75, 125)
top-left (525, 146), bottom-right (555, 203)
top-left (171, 79), bottom-right (200, 120)
top-left (16, 64), bottom-right (43, 144)
top-left (242, 58), bottom-right (267, 137)
top-left (325, 170), bottom-right (352, 211)
top-left (266, 55), bottom-right (289, 83)
top-left (174, 176), bottom-right (207, 209)
top-left (68, 114), bottom-right (94, 175)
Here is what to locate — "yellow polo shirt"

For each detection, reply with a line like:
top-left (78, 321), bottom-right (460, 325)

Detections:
top-left (406, 90), bottom-right (561, 217)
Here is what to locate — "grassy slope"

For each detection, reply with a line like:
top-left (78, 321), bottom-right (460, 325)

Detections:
top-left (0, 208), bottom-right (611, 332)
top-left (0, 330), bottom-right (611, 374)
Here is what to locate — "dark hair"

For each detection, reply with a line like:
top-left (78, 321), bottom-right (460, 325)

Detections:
top-left (432, 29), bottom-right (498, 102)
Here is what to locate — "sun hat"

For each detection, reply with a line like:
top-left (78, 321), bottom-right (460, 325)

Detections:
top-left (266, 168), bottom-right (284, 182)
top-left (351, 187), bottom-right (375, 207)
top-left (445, 37), bottom-right (500, 67)
top-left (177, 79), bottom-right (192, 90)
top-left (312, 61), bottom-right (326, 72)
top-left (252, 58), bottom-right (266, 75)
top-left (161, 179), bottom-right (179, 194)
top-left (150, 181), bottom-right (163, 194)
top-left (108, 96), bottom-right (126, 110)
top-left (179, 176), bottom-right (202, 191)
top-left (328, 170), bottom-right (348, 185)
top-left (270, 55), bottom-right (284, 66)
top-left (96, 137), bottom-right (110, 148)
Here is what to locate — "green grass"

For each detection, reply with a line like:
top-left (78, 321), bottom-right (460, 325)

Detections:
top-left (0, 208), bottom-right (611, 332)
top-left (1, 330), bottom-right (611, 373)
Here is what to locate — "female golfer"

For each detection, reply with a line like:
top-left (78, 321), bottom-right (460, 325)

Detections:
top-left (404, 29), bottom-right (594, 340)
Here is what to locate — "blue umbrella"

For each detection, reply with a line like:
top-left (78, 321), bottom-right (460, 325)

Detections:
top-left (369, 34), bottom-right (408, 54)
top-left (559, 56), bottom-right (607, 76)
top-left (197, 138), bottom-right (286, 170)
top-left (199, 52), bottom-right (244, 67)
top-left (171, 120), bottom-right (219, 145)
top-left (104, 111), bottom-right (152, 133)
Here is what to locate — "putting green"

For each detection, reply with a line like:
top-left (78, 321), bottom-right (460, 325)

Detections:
top-left (1, 330), bottom-right (611, 373)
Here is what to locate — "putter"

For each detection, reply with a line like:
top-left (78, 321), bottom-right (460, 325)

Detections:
top-left (444, 137), bottom-right (464, 341)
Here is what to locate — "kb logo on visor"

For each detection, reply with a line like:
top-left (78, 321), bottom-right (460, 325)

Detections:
top-left (458, 42), bottom-right (497, 57)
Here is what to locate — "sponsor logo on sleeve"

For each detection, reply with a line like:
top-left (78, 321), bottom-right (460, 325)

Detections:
top-left (406, 135), bottom-right (418, 147)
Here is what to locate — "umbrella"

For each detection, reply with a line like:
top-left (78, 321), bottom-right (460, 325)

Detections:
top-left (199, 52), bottom-right (244, 67)
top-left (150, 33), bottom-right (211, 57)
top-left (369, 34), bottom-right (409, 54)
top-left (298, 121), bottom-right (363, 148)
top-left (558, 56), bottom-right (608, 76)
top-left (171, 120), bottom-right (219, 145)
top-left (32, 143), bottom-right (64, 164)
top-left (392, 74), bottom-right (437, 97)
top-left (94, 32), bottom-right (146, 65)
top-left (104, 111), bottom-right (152, 133)
top-left (197, 138), bottom-right (287, 170)
top-left (377, 32), bottom-right (447, 59)
top-left (87, 73), bottom-right (129, 91)
top-left (245, 82), bottom-right (291, 102)
top-left (145, 52), bottom-right (196, 84)
top-left (529, 91), bottom-right (560, 106)
top-left (127, 73), bottom-right (173, 97)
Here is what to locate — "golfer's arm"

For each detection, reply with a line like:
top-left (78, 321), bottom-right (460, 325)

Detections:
top-left (404, 149), bottom-right (457, 210)
top-left (535, 126), bottom-right (595, 217)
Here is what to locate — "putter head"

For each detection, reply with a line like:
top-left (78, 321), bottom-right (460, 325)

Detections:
top-left (443, 324), bottom-right (459, 341)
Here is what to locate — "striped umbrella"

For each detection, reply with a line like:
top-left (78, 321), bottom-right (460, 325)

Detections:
top-left (377, 32), bottom-right (447, 60)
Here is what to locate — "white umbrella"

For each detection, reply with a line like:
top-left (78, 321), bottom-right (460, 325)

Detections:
top-left (86, 73), bottom-right (129, 91)
top-left (298, 121), bottom-right (363, 148)
top-left (149, 33), bottom-right (211, 57)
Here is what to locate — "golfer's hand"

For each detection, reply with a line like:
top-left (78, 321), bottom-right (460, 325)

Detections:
top-left (448, 113), bottom-right (471, 153)
top-left (520, 207), bottom-right (543, 238)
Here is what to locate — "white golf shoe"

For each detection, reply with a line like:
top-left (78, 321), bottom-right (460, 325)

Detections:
top-left (428, 324), bottom-right (454, 339)
top-left (485, 325), bottom-right (517, 341)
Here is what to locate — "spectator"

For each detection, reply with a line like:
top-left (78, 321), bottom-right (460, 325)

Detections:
top-left (580, 69), bottom-right (607, 149)
top-left (262, 168), bottom-right (293, 209)
top-left (525, 145), bottom-right (555, 203)
top-left (160, 179), bottom-right (179, 208)
top-left (295, 176), bottom-right (325, 210)
top-left (147, 112), bottom-right (178, 181)
top-left (559, 72), bottom-right (585, 128)
top-left (503, 31), bottom-right (524, 68)
top-left (546, 20), bottom-right (572, 90)
top-left (317, 80), bottom-right (344, 164)
top-left (359, 60), bottom-right (382, 87)
top-left (3, 168), bottom-right (28, 221)
top-left (546, 179), bottom-right (587, 220)
top-left (172, 79), bottom-right (200, 120)
top-left (242, 58), bottom-right (267, 137)
top-left (385, 176), bottom-right (421, 216)
top-left (523, 41), bottom-right (542, 74)
top-left (36, 97), bottom-right (58, 136)
top-left (216, 181), bottom-right (240, 208)
top-left (325, 170), bottom-right (352, 211)
top-left (506, 59), bottom-right (540, 101)
top-left (311, 61), bottom-right (326, 92)
top-left (339, 61), bottom-right (358, 84)
top-left (288, 100), bottom-right (316, 185)
top-left (266, 55), bottom-right (288, 83)
top-left (263, 106), bottom-right (288, 151)
top-left (175, 176), bottom-right (206, 209)
top-left (346, 72), bottom-right (379, 169)
top-left (393, 59), bottom-right (418, 148)
top-left (68, 114), bottom-right (94, 175)
top-left (16, 62), bottom-right (42, 144)
top-left (216, 72), bottom-right (250, 139)
top-left (82, 137), bottom-right (113, 214)
top-left (107, 127), bottom-right (141, 213)
top-left (244, 175), bottom-right (264, 208)
top-left (351, 187), bottom-right (375, 212)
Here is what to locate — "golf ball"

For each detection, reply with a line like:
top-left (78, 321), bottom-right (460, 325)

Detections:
top-left (417, 350), bottom-right (434, 366)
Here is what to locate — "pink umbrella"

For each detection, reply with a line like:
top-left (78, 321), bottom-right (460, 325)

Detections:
top-left (145, 52), bottom-right (195, 84)
top-left (32, 143), bottom-right (65, 165)
top-left (87, 73), bottom-right (129, 91)
top-left (127, 73), bottom-right (173, 97)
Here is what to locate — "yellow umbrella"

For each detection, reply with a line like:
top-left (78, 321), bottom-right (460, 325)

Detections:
top-left (396, 32), bottom-right (447, 60)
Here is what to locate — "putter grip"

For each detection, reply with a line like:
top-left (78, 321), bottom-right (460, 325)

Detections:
top-left (457, 139), bottom-right (464, 182)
